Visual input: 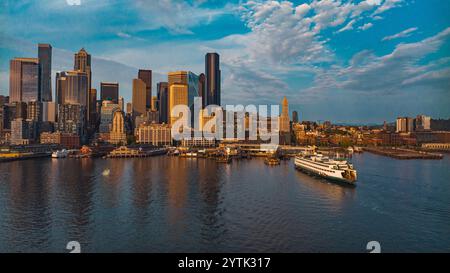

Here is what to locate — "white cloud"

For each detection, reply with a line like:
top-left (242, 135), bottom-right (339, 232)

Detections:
top-left (373, 0), bottom-right (404, 15)
top-left (359, 22), bottom-right (373, 31)
top-left (382, 27), bottom-right (418, 41)
top-left (338, 19), bottom-right (356, 32)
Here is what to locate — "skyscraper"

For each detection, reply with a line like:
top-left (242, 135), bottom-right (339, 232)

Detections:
top-left (9, 58), bottom-right (40, 103)
top-left (132, 78), bottom-right (147, 118)
top-left (205, 53), bottom-right (221, 106)
top-left (38, 44), bottom-right (52, 102)
top-left (100, 82), bottom-right (119, 103)
top-left (74, 48), bottom-right (93, 123)
top-left (109, 111), bottom-right (126, 145)
top-left (138, 69), bottom-right (152, 109)
top-left (292, 111), bottom-right (299, 123)
top-left (198, 73), bottom-right (206, 108)
top-left (280, 97), bottom-right (290, 133)
top-left (169, 84), bottom-right (188, 124)
top-left (55, 71), bottom-right (88, 106)
top-left (157, 82), bottom-right (169, 124)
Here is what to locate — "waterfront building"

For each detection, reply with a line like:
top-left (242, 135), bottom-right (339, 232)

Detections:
top-left (169, 83), bottom-right (188, 124)
top-left (136, 123), bottom-right (172, 146)
top-left (100, 82), bottom-right (119, 103)
top-left (181, 137), bottom-right (215, 148)
top-left (38, 44), bottom-right (52, 102)
top-left (109, 111), bottom-right (127, 145)
top-left (396, 117), bottom-right (414, 133)
top-left (55, 71), bottom-right (88, 106)
top-left (11, 118), bottom-right (36, 145)
top-left (205, 53), bottom-right (221, 106)
top-left (132, 78), bottom-right (147, 119)
top-left (40, 132), bottom-right (80, 149)
top-left (198, 73), bottom-right (206, 108)
top-left (9, 58), bottom-right (40, 103)
top-left (138, 69), bottom-right (152, 109)
top-left (157, 82), bottom-right (169, 123)
top-left (99, 100), bottom-right (120, 133)
top-left (56, 104), bottom-right (85, 140)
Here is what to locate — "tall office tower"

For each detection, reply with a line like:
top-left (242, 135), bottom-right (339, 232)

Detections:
top-left (138, 69), bottom-right (152, 109)
top-left (126, 102), bottom-right (132, 115)
top-left (42, 102), bottom-right (56, 123)
top-left (89, 89), bottom-right (97, 126)
top-left (9, 58), bottom-right (40, 103)
top-left (415, 115), bottom-right (431, 131)
top-left (205, 53), bottom-right (221, 106)
top-left (396, 117), bottom-right (414, 133)
top-left (132, 78), bottom-right (147, 118)
top-left (279, 97), bottom-right (290, 133)
top-left (169, 84), bottom-right (188, 124)
top-left (198, 73), bottom-right (206, 108)
top-left (100, 82), bottom-right (119, 103)
top-left (99, 101), bottom-right (120, 133)
top-left (109, 111), bottom-right (127, 145)
top-left (11, 118), bottom-right (32, 145)
top-left (55, 71), bottom-right (88, 106)
top-left (151, 96), bottom-right (158, 111)
top-left (292, 111), bottom-right (299, 123)
top-left (74, 48), bottom-right (92, 122)
top-left (15, 102), bottom-right (28, 119)
top-left (38, 44), bottom-right (52, 102)
top-left (157, 82), bottom-right (169, 124)
top-left (118, 96), bottom-right (124, 112)
top-left (57, 103), bottom-right (86, 138)
top-left (168, 71), bottom-right (199, 107)
top-left (27, 100), bottom-right (43, 122)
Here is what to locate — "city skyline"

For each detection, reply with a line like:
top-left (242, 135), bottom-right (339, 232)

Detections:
top-left (0, 0), bottom-right (450, 123)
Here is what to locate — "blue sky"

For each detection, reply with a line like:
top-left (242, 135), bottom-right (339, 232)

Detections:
top-left (1, 0), bottom-right (449, 123)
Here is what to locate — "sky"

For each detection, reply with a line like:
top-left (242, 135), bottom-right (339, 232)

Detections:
top-left (0, 0), bottom-right (449, 124)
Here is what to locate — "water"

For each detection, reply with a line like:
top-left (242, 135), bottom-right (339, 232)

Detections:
top-left (0, 153), bottom-right (449, 253)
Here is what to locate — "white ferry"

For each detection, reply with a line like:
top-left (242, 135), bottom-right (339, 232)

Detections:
top-left (51, 149), bottom-right (69, 158)
top-left (294, 153), bottom-right (357, 185)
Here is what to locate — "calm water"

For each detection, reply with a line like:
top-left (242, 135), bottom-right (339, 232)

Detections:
top-left (0, 153), bottom-right (449, 253)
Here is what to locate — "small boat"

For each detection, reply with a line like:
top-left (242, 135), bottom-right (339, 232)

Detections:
top-left (52, 149), bottom-right (69, 158)
top-left (216, 156), bottom-right (232, 164)
top-left (102, 169), bottom-right (110, 176)
top-left (264, 157), bottom-right (280, 165)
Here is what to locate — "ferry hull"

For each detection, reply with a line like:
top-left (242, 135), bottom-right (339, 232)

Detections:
top-left (294, 161), bottom-right (356, 186)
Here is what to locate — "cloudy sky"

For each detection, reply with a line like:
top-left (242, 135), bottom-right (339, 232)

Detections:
top-left (0, 0), bottom-right (449, 124)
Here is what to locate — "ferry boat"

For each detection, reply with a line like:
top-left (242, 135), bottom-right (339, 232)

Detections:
top-left (294, 153), bottom-right (357, 185)
top-left (51, 149), bottom-right (69, 158)
top-left (264, 156), bottom-right (280, 166)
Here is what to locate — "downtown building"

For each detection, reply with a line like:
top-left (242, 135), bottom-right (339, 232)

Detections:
top-left (136, 123), bottom-right (172, 146)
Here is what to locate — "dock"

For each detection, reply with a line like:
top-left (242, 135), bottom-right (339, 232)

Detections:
top-left (363, 147), bottom-right (443, 159)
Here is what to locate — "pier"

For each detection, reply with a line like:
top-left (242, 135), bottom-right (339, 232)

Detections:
top-left (363, 147), bottom-right (443, 159)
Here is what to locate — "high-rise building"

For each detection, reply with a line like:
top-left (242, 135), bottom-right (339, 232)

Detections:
top-left (126, 102), bottom-right (132, 115)
top-left (38, 44), bottom-right (52, 102)
top-left (74, 48), bottom-right (93, 123)
top-left (9, 58), bottom-right (40, 103)
top-left (415, 115), bottom-right (431, 131)
top-left (396, 117), bottom-right (414, 133)
top-left (99, 100), bottom-right (120, 133)
top-left (55, 71), bottom-right (88, 106)
top-left (100, 82), bottom-right (119, 103)
top-left (89, 88), bottom-right (97, 127)
top-left (169, 84), bottom-right (188, 124)
top-left (11, 118), bottom-right (34, 145)
top-left (168, 71), bottom-right (199, 109)
top-left (132, 78), bottom-right (147, 119)
top-left (136, 123), bottom-right (171, 146)
top-left (138, 69), bottom-right (152, 109)
top-left (198, 73), bottom-right (206, 108)
top-left (292, 111), bottom-right (299, 123)
top-left (57, 103), bottom-right (86, 140)
top-left (109, 111), bottom-right (127, 145)
top-left (205, 53), bottom-right (221, 106)
top-left (157, 82), bottom-right (169, 124)
top-left (119, 96), bottom-right (124, 112)
top-left (42, 101), bottom-right (56, 123)
top-left (27, 100), bottom-right (43, 122)
top-left (151, 96), bottom-right (158, 111)
top-left (279, 97), bottom-right (290, 133)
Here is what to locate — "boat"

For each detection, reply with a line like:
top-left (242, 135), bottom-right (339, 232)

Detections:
top-left (264, 157), bottom-right (280, 165)
top-left (216, 156), bottom-right (232, 164)
top-left (51, 149), bottom-right (69, 158)
top-left (294, 153), bottom-right (357, 185)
